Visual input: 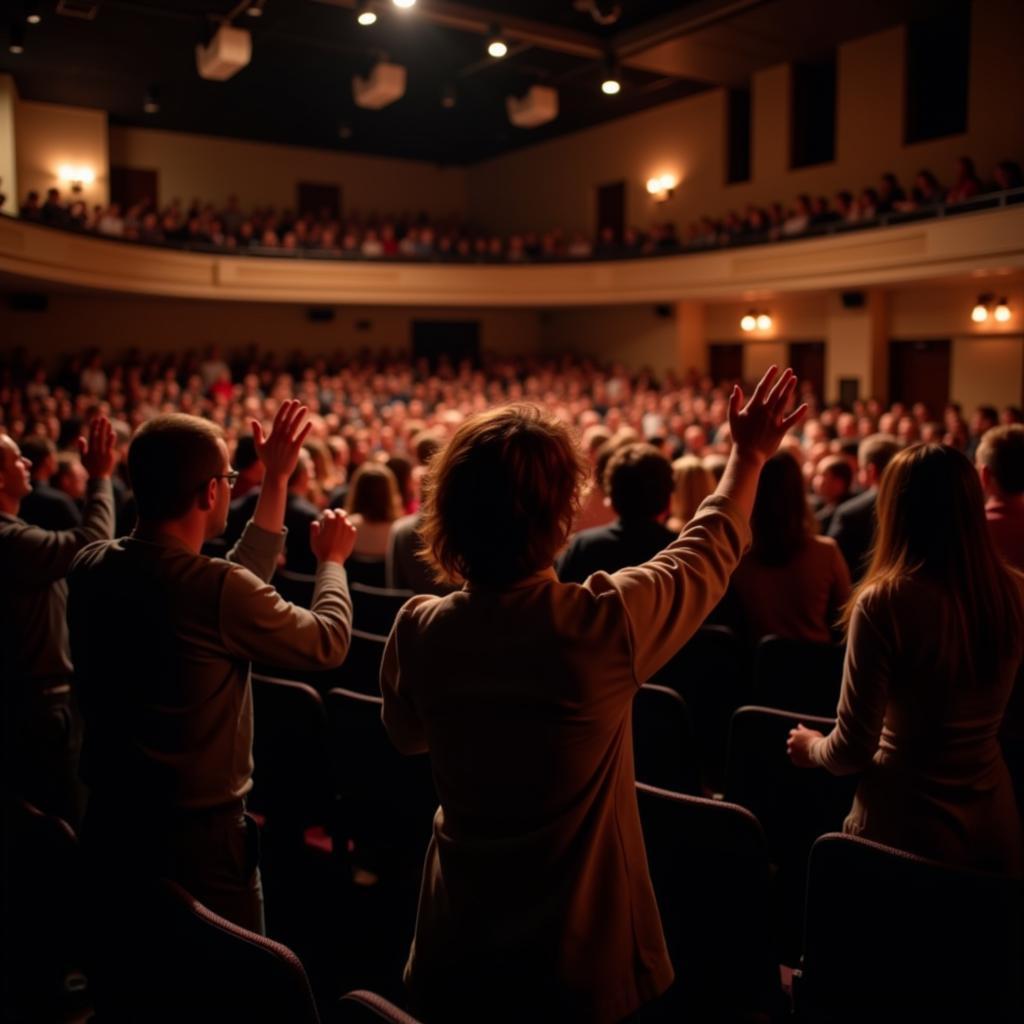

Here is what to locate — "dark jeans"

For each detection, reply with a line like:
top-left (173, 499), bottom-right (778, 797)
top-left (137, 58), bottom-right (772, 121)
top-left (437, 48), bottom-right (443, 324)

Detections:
top-left (81, 796), bottom-right (265, 934)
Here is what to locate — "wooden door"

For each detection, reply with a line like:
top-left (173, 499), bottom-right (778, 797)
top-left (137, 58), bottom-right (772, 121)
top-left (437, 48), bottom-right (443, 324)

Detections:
top-left (110, 166), bottom-right (159, 209)
top-left (412, 320), bottom-right (481, 370)
top-left (710, 343), bottom-right (744, 385)
top-left (789, 341), bottom-right (826, 403)
top-left (889, 340), bottom-right (951, 412)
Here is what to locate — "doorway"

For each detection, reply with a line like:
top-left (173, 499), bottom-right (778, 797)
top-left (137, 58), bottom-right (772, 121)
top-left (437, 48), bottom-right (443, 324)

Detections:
top-left (595, 181), bottom-right (625, 242)
top-left (412, 320), bottom-right (481, 371)
top-left (110, 166), bottom-right (159, 210)
top-left (709, 343), bottom-right (744, 384)
top-left (889, 339), bottom-right (951, 412)
top-left (788, 341), bottom-right (826, 403)
top-left (297, 182), bottom-right (341, 219)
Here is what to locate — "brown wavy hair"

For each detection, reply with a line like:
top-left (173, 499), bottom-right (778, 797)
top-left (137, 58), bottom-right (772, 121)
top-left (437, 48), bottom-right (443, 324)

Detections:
top-left (419, 404), bottom-right (587, 586)
top-left (842, 443), bottom-right (1024, 682)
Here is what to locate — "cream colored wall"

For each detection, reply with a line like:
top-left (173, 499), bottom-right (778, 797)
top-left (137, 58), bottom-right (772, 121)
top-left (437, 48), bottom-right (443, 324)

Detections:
top-left (466, 0), bottom-right (1024, 236)
top-left (14, 99), bottom-right (108, 207)
top-left (951, 336), bottom-right (1024, 412)
top-left (0, 292), bottom-right (539, 362)
top-left (107, 127), bottom-right (467, 217)
top-left (537, 305), bottom-right (679, 373)
top-left (0, 75), bottom-right (18, 216)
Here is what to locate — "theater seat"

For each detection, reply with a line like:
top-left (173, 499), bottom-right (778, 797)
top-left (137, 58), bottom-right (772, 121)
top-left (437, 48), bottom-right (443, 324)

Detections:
top-left (90, 878), bottom-right (321, 1023)
top-left (338, 990), bottom-right (423, 1023)
top-left (796, 833), bottom-right (1023, 1022)
top-left (751, 635), bottom-right (844, 717)
top-left (635, 783), bottom-right (784, 1019)
top-left (273, 567), bottom-right (317, 608)
top-left (250, 674), bottom-right (335, 847)
top-left (350, 581), bottom-right (414, 636)
top-left (344, 556), bottom-right (387, 588)
top-left (725, 705), bottom-right (860, 961)
top-left (633, 684), bottom-right (702, 794)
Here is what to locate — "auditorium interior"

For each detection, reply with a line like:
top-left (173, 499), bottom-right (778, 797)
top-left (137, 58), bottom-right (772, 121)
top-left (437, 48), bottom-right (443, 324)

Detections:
top-left (1, 0), bottom-right (1023, 1022)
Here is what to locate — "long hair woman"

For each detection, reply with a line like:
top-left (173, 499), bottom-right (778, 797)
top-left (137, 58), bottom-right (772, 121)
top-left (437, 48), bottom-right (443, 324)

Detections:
top-left (381, 368), bottom-right (805, 1022)
top-left (788, 444), bottom-right (1024, 875)
top-left (727, 450), bottom-right (850, 644)
top-left (667, 454), bottom-right (715, 532)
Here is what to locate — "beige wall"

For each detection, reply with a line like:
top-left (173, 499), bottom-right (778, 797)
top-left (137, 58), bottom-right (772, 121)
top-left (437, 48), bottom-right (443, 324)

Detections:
top-left (14, 98), bottom-right (108, 207)
top-left (538, 305), bottom-right (679, 373)
top-left (951, 336), bottom-right (1024, 412)
top-left (107, 127), bottom-right (467, 218)
top-left (466, 0), bottom-right (1024, 236)
top-left (0, 292), bottom-right (539, 362)
top-left (0, 75), bottom-right (17, 216)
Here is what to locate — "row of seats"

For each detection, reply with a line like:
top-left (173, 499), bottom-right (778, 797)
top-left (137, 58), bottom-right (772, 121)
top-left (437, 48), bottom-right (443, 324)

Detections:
top-left (7, 789), bottom-right (1020, 1022)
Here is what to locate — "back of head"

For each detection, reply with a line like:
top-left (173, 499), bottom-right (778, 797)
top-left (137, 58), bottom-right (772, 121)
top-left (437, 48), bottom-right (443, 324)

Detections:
top-left (345, 461), bottom-right (401, 523)
top-left (751, 450), bottom-right (815, 565)
top-left (671, 455), bottom-right (715, 525)
top-left (976, 425), bottom-right (1024, 496)
top-left (605, 444), bottom-right (673, 523)
top-left (420, 404), bottom-right (586, 586)
top-left (20, 436), bottom-right (55, 474)
top-left (128, 414), bottom-right (224, 523)
top-left (234, 434), bottom-right (260, 472)
top-left (858, 433), bottom-right (900, 477)
top-left (412, 430), bottom-right (443, 467)
top-left (858, 443), bottom-right (1022, 675)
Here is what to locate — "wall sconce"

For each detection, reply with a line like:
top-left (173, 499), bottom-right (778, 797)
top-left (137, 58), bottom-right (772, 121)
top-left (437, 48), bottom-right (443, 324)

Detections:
top-left (740, 310), bottom-right (773, 332)
top-left (646, 174), bottom-right (676, 202)
top-left (57, 165), bottom-right (96, 193)
top-left (972, 293), bottom-right (1012, 323)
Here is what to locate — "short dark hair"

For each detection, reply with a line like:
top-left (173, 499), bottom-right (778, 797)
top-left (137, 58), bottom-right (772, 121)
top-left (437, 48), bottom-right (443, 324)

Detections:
top-left (234, 434), bottom-right (260, 471)
top-left (605, 443), bottom-right (673, 522)
top-left (818, 454), bottom-right (853, 490)
top-left (976, 405), bottom-right (999, 427)
top-left (20, 436), bottom-right (55, 470)
top-left (977, 425), bottom-right (1024, 496)
top-left (420, 404), bottom-right (587, 586)
top-left (859, 434), bottom-right (900, 474)
top-left (128, 414), bottom-right (225, 522)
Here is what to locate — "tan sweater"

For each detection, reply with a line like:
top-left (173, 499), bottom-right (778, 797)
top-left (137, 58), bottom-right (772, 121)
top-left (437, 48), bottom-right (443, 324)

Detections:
top-left (67, 520), bottom-right (352, 810)
top-left (381, 495), bottom-right (751, 1023)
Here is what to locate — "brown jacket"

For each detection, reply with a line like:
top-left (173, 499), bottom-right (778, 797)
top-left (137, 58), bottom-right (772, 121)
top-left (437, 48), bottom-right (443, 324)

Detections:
top-left (381, 495), bottom-right (751, 1022)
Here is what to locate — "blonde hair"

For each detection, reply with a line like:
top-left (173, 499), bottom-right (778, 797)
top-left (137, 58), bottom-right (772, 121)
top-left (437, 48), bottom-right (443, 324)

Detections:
top-left (671, 455), bottom-right (715, 526)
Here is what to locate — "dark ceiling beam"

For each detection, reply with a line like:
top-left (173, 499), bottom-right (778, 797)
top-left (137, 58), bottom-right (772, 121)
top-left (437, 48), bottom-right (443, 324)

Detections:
top-left (610, 0), bottom-right (775, 58)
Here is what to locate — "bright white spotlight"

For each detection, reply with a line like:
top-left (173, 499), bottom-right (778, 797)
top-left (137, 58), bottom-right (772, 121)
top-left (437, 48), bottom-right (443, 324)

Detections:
top-left (601, 77), bottom-right (621, 95)
top-left (994, 300), bottom-right (1011, 323)
top-left (756, 313), bottom-right (772, 331)
top-left (740, 314), bottom-right (756, 332)
top-left (392, 0), bottom-right (416, 8)
top-left (488, 37), bottom-right (508, 58)
top-left (971, 303), bottom-right (989, 323)
top-left (357, 11), bottom-right (377, 26)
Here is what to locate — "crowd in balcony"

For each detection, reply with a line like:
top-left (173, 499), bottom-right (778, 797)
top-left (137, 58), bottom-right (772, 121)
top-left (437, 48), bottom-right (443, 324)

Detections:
top-left (13, 156), bottom-right (1022, 263)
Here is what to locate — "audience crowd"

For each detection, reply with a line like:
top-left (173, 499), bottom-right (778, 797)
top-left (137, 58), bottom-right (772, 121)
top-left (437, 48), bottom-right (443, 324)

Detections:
top-left (2, 342), bottom-right (1023, 1020)
top-left (15, 155), bottom-right (1023, 262)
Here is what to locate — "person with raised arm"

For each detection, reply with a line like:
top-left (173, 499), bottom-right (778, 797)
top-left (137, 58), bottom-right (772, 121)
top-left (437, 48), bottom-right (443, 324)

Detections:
top-left (67, 400), bottom-right (356, 931)
top-left (381, 368), bottom-right (806, 1022)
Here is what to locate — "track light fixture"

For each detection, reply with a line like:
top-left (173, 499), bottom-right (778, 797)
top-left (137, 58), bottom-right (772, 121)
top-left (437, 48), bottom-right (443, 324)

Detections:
top-left (487, 26), bottom-right (508, 59)
top-left (9, 24), bottom-right (25, 54)
top-left (601, 54), bottom-right (621, 95)
top-left (392, 0), bottom-right (416, 9)
top-left (972, 293), bottom-right (1013, 324)
top-left (25, 2), bottom-right (42, 25)
top-left (740, 310), bottom-right (773, 332)
top-left (355, 1), bottom-right (377, 26)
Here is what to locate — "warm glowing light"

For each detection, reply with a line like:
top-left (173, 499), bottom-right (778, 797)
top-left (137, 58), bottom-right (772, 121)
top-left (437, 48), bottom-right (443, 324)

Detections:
top-left (994, 300), bottom-right (1011, 323)
top-left (971, 304), bottom-right (990, 323)
top-left (487, 38), bottom-right (508, 58)
top-left (740, 314), bottom-right (757, 332)
top-left (357, 11), bottom-right (377, 25)
top-left (646, 173), bottom-right (677, 200)
top-left (756, 313), bottom-right (772, 331)
top-left (57, 165), bottom-right (96, 187)
top-left (601, 78), bottom-right (621, 95)
top-left (392, 0), bottom-right (416, 8)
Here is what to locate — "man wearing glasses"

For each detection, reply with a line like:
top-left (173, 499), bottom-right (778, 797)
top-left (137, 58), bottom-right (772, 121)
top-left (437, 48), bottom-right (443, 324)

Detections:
top-left (67, 401), bottom-right (356, 933)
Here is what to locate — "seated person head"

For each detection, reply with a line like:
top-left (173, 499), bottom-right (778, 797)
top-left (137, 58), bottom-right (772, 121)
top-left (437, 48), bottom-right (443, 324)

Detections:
top-left (53, 451), bottom-right (88, 501)
top-left (420, 404), bottom-right (587, 587)
top-left (19, 436), bottom-right (56, 480)
top-left (128, 414), bottom-right (230, 537)
top-left (976, 424), bottom-right (1024, 501)
top-left (604, 443), bottom-right (673, 524)
top-left (858, 433), bottom-right (900, 490)
top-left (813, 454), bottom-right (854, 505)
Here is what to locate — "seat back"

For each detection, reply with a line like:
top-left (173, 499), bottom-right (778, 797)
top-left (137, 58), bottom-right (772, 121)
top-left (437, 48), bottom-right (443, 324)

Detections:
top-left (636, 783), bottom-right (783, 1017)
top-left (350, 582), bottom-right (413, 637)
top-left (325, 687), bottom-right (437, 869)
top-left (798, 833), bottom-right (1023, 1021)
top-left (725, 705), bottom-right (859, 957)
top-left (633, 684), bottom-right (701, 794)
top-left (751, 635), bottom-right (844, 717)
top-left (652, 624), bottom-right (746, 788)
top-left (273, 567), bottom-right (317, 609)
top-left (338, 990), bottom-right (423, 1023)
top-left (344, 556), bottom-right (387, 588)
top-left (91, 878), bottom-right (321, 1023)
top-left (250, 674), bottom-right (334, 838)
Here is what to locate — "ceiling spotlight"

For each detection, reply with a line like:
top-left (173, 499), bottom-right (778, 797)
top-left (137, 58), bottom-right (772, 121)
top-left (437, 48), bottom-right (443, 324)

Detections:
top-left (601, 53), bottom-right (621, 95)
top-left (971, 296), bottom-right (990, 323)
top-left (994, 298), bottom-right (1011, 323)
top-left (756, 313), bottom-right (773, 331)
top-left (392, 0), bottom-right (417, 8)
top-left (143, 86), bottom-right (160, 115)
top-left (245, 0), bottom-right (265, 16)
top-left (355, 1), bottom-right (377, 26)
top-left (740, 313), bottom-right (757, 332)
top-left (441, 83), bottom-right (457, 109)
top-left (487, 28), bottom-right (508, 59)
top-left (25, 2), bottom-right (41, 24)
top-left (9, 24), bottom-right (25, 53)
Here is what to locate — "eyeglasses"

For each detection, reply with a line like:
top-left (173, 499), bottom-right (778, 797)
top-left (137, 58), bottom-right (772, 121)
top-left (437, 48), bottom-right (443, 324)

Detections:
top-left (212, 470), bottom-right (240, 487)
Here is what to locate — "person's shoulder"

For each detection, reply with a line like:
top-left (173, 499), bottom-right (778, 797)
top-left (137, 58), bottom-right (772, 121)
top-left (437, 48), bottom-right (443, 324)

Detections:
top-left (837, 489), bottom-right (875, 516)
top-left (390, 512), bottom-right (421, 538)
top-left (811, 534), bottom-right (842, 556)
top-left (69, 537), bottom-right (122, 576)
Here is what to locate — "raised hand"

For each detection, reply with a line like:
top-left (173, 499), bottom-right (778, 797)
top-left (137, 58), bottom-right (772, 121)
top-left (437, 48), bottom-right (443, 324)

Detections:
top-left (251, 400), bottom-right (312, 482)
top-left (77, 415), bottom-right (117, 479)
top-left (787, 724), bottom-right (824, 768)
top-left (728, 366), bottom-right (808, 464)
top-left (310, 508), bottom-right (358, 565)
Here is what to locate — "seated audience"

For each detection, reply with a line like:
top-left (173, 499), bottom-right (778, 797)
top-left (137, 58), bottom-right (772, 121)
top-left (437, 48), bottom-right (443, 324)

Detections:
top-left (345, 461), bottom-right (402, 560)
top-left (946, 156), bottom-right (983, 204)
top-left (0, 417), bottom-right (116, 825)
top-left (812, 453), bottom-right (854, 534)
top-left (726, 450), bottom-right (850, 645)
top-left (558, 442), bottom-right (676, 583)
top-left (667, 453), bottom-right (715, 532)
top-left (17, 435), bottom-right (82, 530)
top-left (788, 444), bottom-right (1024, 876)
top-left (52, 450), bottom-right (88, 509)
top-left (381, 368), bottom-right (806, 1021)
top-left (976, 424), bottom-right (1024, 570)
top-left (828, 433), bottom-right (901, 580)
top-left (572, 435), bottom-right (620, 533)
top-left (68, 403), bottom-right (356, 932)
